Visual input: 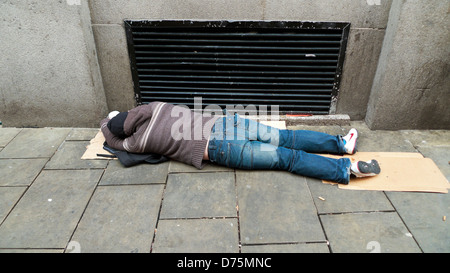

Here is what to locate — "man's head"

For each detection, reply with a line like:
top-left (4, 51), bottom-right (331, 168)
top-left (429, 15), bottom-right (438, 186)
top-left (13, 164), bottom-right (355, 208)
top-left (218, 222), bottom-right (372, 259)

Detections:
top-left (107, 111), bottom-right (129, 138)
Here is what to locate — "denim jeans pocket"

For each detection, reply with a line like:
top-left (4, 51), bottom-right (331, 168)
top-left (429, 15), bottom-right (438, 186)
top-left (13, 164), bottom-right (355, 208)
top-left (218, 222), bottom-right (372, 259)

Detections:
top-left (228, 141), bottom-right (252, 169)
top-left (222, 113), bottom-right (247, 141)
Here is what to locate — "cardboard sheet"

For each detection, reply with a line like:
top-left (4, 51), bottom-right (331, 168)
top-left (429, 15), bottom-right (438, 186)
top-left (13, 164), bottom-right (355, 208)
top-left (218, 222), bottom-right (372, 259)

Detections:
top-left (81, 130), bottom-right (114, 160)
top-left (321, 152), bottom-right (449, 193)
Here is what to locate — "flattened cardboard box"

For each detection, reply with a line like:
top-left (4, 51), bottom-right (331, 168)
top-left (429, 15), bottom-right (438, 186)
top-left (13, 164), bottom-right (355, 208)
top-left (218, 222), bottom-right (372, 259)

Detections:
top-left (81, 130), bottom-right (114, 160)
top-left (322, 152), bottom-right (449, 193)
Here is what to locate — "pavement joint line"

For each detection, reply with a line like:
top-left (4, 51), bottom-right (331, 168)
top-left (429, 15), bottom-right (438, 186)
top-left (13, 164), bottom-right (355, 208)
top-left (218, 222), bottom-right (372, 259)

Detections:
top-left (150, 172), bottom-right (169, 253)
top-left (0, 128), bottom-right (22, 148)
top-left (317, 210), bottom-right (397, 216)
top-left (168, 170), bottom-right (233, 174)
top-left (0, 187), bottom-right (28, 228)
top-left (159, 217), bottom-right (239, 220)
top-left (305, 177), bottom-right (332, 252)
top-left (242, 241), bottom-right (329, 246)
top-left (65, 164), bottom-right (107, 253)
top-left (382, 191), bottom-right (425, 253)
top-left (234, 170), bottom-right (242, 253)
top-left (97, 183), bottom-right (167, 187)
top-left (0, 157), bottom-right (51, 160)
top-left (0, 248), bottom-right (64, 250)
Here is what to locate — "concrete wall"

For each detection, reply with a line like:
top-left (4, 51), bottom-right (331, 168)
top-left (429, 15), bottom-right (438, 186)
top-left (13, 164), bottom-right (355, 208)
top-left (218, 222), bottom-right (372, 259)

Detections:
top-left (366, 0), bottom-right (450, 130)
top-left (0, 0), bottom-right (108, 128)
top-left (1, 0), bottom-right (448, 129)
top-left (89, 0), bottom-right (392, 120)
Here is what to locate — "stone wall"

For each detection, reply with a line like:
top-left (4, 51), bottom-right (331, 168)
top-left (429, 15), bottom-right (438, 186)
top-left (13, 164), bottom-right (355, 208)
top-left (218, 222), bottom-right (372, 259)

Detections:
top-left (366, 0), bottom-right (450, 130)
top-left (0, 0), bottom-right (108, 127)
top-left (1, 0), bottom-right (448, 129)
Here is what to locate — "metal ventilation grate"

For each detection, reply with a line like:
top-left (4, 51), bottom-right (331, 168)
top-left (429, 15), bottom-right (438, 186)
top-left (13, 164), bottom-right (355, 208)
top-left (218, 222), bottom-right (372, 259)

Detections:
top-left (125, 20), bottom-right (350, 115)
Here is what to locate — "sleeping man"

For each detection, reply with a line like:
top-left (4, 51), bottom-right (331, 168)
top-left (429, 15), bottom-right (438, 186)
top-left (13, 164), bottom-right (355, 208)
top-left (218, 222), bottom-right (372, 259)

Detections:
top-left (101, 101), bottom-right (380, 184)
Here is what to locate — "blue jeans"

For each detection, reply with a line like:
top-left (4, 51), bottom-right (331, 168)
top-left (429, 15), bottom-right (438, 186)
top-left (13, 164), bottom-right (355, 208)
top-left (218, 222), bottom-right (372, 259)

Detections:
top-left (208, 113), bottom-right (352, 184)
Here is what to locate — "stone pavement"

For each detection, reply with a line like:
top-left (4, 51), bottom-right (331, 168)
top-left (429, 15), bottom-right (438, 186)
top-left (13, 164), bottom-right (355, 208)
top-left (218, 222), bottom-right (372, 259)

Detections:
top-left (0, 122), bottom-right (448, 253)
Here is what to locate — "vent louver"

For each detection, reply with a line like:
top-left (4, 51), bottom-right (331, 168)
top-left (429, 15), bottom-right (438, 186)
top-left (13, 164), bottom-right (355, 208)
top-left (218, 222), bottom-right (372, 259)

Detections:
top-left (125, 20), bottom-right (350, 114)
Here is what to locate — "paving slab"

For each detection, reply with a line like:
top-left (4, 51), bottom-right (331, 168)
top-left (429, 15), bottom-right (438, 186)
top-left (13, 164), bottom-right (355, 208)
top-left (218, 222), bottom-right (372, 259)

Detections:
top-left (0, 169), bottom-right (102, 249)
top-left (160, 172), bottom-right (236, 219)
top-left (321, 212), bottom-right (422, 253)
top-left (99, 159), bottom-right (169, 185)
top-left (0, 128), bottom-right (70, 158)
top-left (70, 184), bottom-right (164, 253)
top-left (65, 128), bottom-right (100, 141)
top-left (0, 158), bottom-right (48, 186)
top-left (306, 177), bottom-right (394, 214)
top-left (386, 191), bottom-right (450, 253)
top-left (0, 187), bottom-right (27, 224)
top-left (0, 128), bottom-right (22, 147)
top-left (44, 141), bottom-right (108, 170)
top-left (345, 121), bottom-right (417, 152)
top-left (236, 171), bottom-right (325, 244)
top-left (400, 130), bottom-right (450, 147)
top-left (152, 218), bottom-right (239, 253)
top-left (241, 243), bottom-right (329, 253)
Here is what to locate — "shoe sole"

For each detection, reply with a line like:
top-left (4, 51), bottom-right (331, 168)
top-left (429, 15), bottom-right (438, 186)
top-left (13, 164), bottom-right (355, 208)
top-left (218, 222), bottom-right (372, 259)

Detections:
top-left (355, 160), bottom-right (381, 177)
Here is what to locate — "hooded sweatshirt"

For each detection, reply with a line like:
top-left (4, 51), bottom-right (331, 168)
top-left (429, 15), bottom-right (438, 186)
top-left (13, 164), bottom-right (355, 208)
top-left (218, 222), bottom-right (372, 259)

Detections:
top-left (100, 102), bottom-right (219, 169)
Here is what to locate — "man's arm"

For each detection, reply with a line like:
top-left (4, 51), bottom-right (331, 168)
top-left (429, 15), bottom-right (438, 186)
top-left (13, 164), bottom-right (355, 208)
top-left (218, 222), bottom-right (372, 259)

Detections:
top-left (100, 118), bottom-right (126, 151)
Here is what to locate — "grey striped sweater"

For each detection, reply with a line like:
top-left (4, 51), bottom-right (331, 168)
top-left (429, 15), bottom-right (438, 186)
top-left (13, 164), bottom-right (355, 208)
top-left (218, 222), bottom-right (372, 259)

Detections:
top-left (100, 102), bottom-right (219, 169)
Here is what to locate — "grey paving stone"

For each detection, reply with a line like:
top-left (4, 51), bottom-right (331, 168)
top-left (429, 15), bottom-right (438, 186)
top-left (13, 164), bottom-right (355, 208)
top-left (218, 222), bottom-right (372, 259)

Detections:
top-left (70, 184), bottom-right (164, 253)
top-left (65, 128), bottom-right (100, 141)
top-left (400, 130), bottom-right (450, 147)
top-left (321, 212), bottom-right (422, 253)
top-left (0, 170), bottom-right (102, 248)
top-left (160, 172), bottom-right (236, 219)
top-left (152, 219), bottom-right (239, 253)
top-left (99, 159), bottom-right (169, 185)
top-left (0, 128), bottom-right (70, 158)
top-left (345, 121), bottom-right (417, 152)
top-left (306, 177), bottom-right (394, 214)
top-left (236, 171), bottom-right (325, 244)
top-left (0, 158), bottom-right (48, 186)
top-left (44, 141), bottom-right (108, 169)
top-left (242, 243), bottom-right (329, 253)
top-left (0, 187), bottom-right (27, 223)
top-left (169, 160), bottom-right (231, 173)
top-left (0, 128), bottom-right (22, 147)
top-left (386, 191), bottom-right (450, 253)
